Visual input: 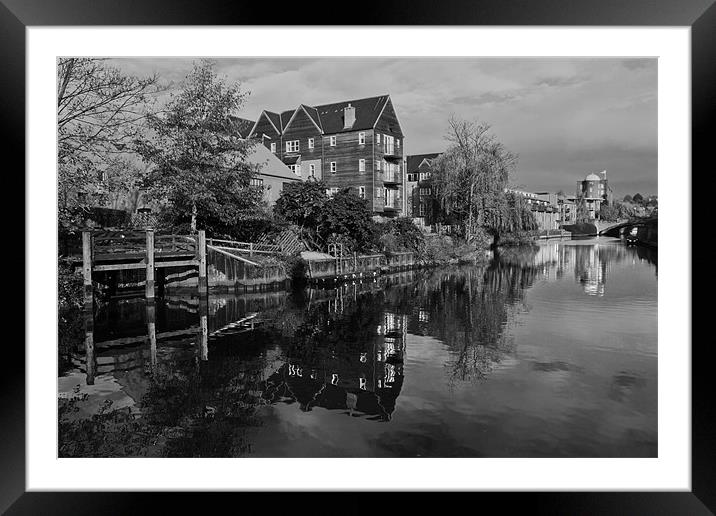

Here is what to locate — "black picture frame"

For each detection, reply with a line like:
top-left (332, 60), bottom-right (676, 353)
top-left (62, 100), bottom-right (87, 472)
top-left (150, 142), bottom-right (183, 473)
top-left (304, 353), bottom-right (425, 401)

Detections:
top-left (3, 0), bottom-right (712, 513)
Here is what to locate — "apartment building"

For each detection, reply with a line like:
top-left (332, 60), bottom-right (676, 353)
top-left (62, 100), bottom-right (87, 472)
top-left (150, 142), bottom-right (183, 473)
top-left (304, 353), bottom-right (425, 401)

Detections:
top-left (247, 95), bottom-right (406, 217)
top-left (405, 152), bottom-right (441, 225)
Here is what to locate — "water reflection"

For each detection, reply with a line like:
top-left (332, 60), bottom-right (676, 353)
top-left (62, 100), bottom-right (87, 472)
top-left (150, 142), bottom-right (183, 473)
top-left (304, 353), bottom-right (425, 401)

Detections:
top-left (59, 238), bottom-right (657, 457)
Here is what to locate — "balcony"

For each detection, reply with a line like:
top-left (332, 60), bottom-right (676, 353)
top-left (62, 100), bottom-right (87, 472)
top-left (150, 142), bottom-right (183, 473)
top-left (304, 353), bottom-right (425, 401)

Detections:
top-left (382, 152), bottom-right (402, 162)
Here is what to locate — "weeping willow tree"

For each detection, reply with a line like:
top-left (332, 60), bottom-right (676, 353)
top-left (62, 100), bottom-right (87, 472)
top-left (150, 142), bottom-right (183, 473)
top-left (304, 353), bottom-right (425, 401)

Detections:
top-left (431, 117), bottom-right (536, 247)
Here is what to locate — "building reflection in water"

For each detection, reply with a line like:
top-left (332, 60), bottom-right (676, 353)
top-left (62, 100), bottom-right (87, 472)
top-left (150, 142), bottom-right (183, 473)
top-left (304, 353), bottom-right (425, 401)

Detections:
top-left (59, 241), bottom-right (657, 457)
top-left (262, 304), bottom-right (407, 422)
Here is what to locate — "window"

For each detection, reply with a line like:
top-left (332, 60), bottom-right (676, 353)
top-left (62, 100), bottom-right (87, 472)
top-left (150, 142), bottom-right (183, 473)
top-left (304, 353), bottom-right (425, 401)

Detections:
top-left (270, 142), bottom-right (276, 154)
top-left (376, 160), bottom-right (381, 171)
top-left (419, 203), bottom-right (426, 216)
top-left (308, 137), bottom-right (314, 149)
top-left (384, 135), bottom-right (395, 154)
top-left (359, 159), bottom-right (365, 172)
top-left (397, 138), bottom-right (401, 148)
top-left (358, 132), bottom-right (365, 145)
top-left (309, 164), bottom-right (316, 177)
top-left (285, 140), bottom-right (299, 153)
top-left (330, 135), bottom-right (337, 146)
top-left (288, 164), bottom-right (301, 177)
top-left (250, 177), bottom-right (264, 188)
top-left (327, 187), bottom-right (339, 197)
top-left (330, 162), bottom-right (337, 174)
top-left (376, 133), bottom-right (381, 144)
top-left (420, 187), bottom-right (431, 196)
top-left (358, 186), bottom-right (366, 199)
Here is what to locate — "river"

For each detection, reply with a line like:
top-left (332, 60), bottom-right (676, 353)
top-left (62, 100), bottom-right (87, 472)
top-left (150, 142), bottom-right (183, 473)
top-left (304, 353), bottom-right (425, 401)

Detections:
top-left (58, 237), bottom-right (658, 457)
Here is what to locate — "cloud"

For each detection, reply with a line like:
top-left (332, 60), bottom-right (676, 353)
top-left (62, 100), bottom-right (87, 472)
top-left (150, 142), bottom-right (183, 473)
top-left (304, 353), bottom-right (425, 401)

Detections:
top-left (107, 57), bottom-right (657, 196)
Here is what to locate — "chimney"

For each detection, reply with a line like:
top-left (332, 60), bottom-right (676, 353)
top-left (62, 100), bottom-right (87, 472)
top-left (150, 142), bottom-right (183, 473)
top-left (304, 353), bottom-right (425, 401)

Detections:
top-left (343, 103), bottom-right (356, 129)
top-left (601, 170), bottom-right (607, 179)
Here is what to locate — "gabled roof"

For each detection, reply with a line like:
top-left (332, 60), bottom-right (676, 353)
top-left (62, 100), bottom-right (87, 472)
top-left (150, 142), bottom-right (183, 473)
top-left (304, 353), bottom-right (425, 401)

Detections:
top-left (245, 142), bottom-right (301, 182)
top-left (314, 95), bottom-right (390, 134)
top-left (229, 116), bottom-right (255, 138)
top-left (255, 95), bottom-right (393, 137)
top-left (264, 111), bottom-right (282, 134)
top-left (279, 110), bottom-right (294, 131)
top-left (406, 153), bottom-right (442, 173)
top-left (301, 104), bottom-right (322, 131)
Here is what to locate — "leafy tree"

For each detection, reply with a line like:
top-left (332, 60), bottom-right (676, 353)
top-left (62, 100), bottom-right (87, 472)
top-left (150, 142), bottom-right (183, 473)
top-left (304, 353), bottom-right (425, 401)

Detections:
top-left (379, 217), bottom-right (425, 253)
top-left (57, 58), bottom-right (160, 228)
top-left (275, 182), bottom-right (377, 252)
top-left (599, 199), bottom-right (620, 222)
top-left (430, 117), bottom-right (532, 246)
top-left (319, 189), bottom-right (377, 253)
top-left (575, 193), bottom-right (593, 223)
top-left (632, 193), bottom-right (644, 204)
top-left (623, 194), bottom-right (633, 203)
top-left (274, 180), bottom-right (329, 249)
top-left (137, 60), bottom-right (265, 233)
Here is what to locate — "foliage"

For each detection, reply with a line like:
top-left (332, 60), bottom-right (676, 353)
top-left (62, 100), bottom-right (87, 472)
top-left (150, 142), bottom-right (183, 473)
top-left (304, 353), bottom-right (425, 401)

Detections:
top-left (274, 179), bottom-right (329, 248)
top-left (378, 217), bottom-right (425, 253)
top-left (430, 118), bottom-right (536, 247)
top-left (598, 199), bottom-right (621, 222)
top-left (575, 193), bottom-right (593, 223)
top-left (623, 194), bottom-right (633, 203)
top-left (275, 181), bottom-right (377, 253)
top-left (632, 193), bottom-right (644, 204)
top-left (58, 259), bottom-right (83, 311)
top-left (57, 58), bottom-right (160, 229)
top-left (136, 60), bottom-right (265, 233)
top-left (420, 232), bottom-right (490, 265)
top-left (320, 189), bottom-right (378, 253)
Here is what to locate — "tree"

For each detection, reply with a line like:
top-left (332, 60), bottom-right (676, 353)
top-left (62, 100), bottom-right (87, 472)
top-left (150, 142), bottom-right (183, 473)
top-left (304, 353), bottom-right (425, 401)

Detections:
top-left (275, 182), bottom-right (377, 252)
top-left (632, 193), bottom-right (644, 204)
top-left (57, 58), bottom-right (160, 228)
top-left (623, 194), bottom-right (633, 203)
top-left (599, 199), bottom-right (620, 222)
top-left (575, 193), bottom-right (593, 223)
top-left (431, 117), bottom-right (531, 246)
top-left (274, 180), bottom-right (329, 250)
top-left (137, 60), bottom-right (265, 233)
top-left (319, 189), bottom-right (377, 252)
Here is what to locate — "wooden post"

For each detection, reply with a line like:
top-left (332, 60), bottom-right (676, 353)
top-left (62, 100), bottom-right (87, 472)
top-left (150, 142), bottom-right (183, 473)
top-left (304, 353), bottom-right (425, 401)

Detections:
top-left (83, 308), bottom-right (96, 385)
top-left (146, 302), bottom-right (157, 371)
top-left (249, 242), bottom-right (254, 257)
top-left (198, 294), bottom-right (208, 361)
top-left (145, 230), bottom-right (155, 300)
top-left (198, 230), bottom-right (208, 294)
top-left (82, 231), bottom-right (93, 307)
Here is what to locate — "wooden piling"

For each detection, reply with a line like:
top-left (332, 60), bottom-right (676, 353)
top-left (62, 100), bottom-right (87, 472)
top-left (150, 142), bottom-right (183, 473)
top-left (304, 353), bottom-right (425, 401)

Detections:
top-left (145, 230), bottom-right (155, 300)
top-left (198, 230), bottom-right (207, 293)
top-left (146, 302), bottom-right (157, 370)
top-left (82, 231), bottom-right (93, 307)
top-left (83, 308), bottom-right (95, 385)
top-left (198, 294), bottom-right (208, 361)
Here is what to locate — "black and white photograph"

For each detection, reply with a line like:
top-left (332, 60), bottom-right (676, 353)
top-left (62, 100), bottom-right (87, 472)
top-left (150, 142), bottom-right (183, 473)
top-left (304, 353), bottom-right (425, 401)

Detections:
top-left (55, 55), bottom-right (659, 459)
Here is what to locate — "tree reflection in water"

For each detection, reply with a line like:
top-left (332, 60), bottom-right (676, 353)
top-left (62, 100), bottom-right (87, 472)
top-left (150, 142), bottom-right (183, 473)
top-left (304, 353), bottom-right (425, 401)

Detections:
top-left (58, 240), bottom-right (655, 457)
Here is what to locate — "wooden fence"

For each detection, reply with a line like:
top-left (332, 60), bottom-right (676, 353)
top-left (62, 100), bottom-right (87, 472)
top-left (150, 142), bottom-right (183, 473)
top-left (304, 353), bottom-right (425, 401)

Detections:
top-left (306, 252), bottom-right (416, 281)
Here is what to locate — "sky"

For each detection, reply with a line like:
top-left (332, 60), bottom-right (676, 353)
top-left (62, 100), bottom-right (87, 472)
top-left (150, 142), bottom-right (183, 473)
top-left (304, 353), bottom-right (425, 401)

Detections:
top-left (110, 57), bottom-right (657, 198)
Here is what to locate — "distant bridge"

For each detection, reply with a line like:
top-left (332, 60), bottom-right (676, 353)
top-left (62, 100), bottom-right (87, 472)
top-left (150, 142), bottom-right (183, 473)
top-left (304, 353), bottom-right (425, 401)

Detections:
top-left (598, 218), bottom-right (658, 238)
